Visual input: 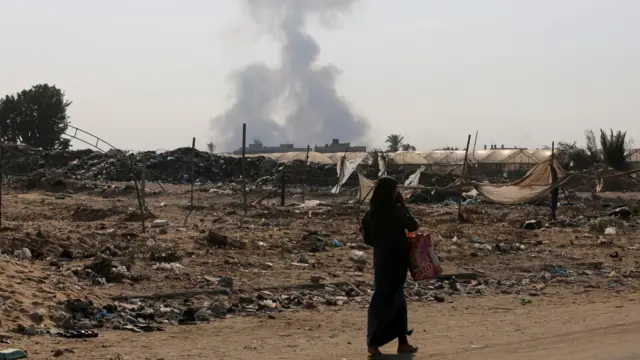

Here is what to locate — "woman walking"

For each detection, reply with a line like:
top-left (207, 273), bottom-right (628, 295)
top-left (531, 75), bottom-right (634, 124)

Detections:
top-left (361, 176), bottom-right (420, 357)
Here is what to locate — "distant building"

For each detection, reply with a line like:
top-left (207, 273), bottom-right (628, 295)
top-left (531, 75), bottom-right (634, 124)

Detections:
top-left (313, 138), bottom-right (367, 153)
top-left (233, 138), bottom-right (366, 155)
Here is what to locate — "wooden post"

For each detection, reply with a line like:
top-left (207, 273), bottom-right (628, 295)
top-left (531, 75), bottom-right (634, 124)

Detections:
top-left (457, 134), bottom-right (472, 222)
top-left (128, 158), bottom-right (146, 233)
top-left (241, 123), bottom-right (247, 214)
top-left (190, 137), bottom-right (196, 207)
top-left (140, 156), bottom-right (146, 211)
top-left (280, 164), bottom-right (286, 206)
top-left (302, 145), bottom-right (310, 203)
top-left (0, 125), bottom-right (3, 228)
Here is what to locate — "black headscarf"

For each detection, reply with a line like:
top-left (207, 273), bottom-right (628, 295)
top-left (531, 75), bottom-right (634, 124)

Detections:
top-left (369, 176), bottom-right (398, 230)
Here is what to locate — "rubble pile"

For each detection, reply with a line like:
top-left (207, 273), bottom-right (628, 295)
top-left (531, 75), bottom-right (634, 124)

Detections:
top-left (1, 146), bottom-right (340, 187)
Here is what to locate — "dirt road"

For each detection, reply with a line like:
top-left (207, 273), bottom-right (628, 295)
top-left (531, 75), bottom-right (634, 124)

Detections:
top-left (10, 293), bottom-right (638, 360)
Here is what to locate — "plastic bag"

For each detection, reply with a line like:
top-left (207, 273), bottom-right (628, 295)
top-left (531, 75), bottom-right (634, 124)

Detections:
top-left (408, 231), bottom-right (442, 281)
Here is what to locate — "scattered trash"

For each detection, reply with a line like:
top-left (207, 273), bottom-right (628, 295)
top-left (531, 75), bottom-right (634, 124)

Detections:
top-left (349, 250), bottom-right (367, 264)
top-left (0, 348), bottom-right (28, 360)
top-left (149, 219), bottom-right (168, 228)
top-left (52, 348), bottom-right (75, 357)
top-left (521, 220), bottom-right (542, 230)
top-left (57, 330), bottom-right (99, 339)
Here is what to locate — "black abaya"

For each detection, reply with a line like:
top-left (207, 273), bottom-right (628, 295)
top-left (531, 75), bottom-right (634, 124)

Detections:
top-left (362, 204), bottom-right (419, 348)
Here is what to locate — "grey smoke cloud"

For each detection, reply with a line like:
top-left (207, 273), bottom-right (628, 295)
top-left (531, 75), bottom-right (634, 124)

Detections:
top-left (211, 0), bottom-right (370, 151)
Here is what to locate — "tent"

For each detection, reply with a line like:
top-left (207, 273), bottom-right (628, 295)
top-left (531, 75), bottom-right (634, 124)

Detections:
top-left (470, 159), bottom-right (569, 204)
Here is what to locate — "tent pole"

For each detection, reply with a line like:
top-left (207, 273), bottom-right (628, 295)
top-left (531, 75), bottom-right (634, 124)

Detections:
top-left (457, 134), bottom-right (471, 222)
top-left (550, 141), bottom-right (559, 219)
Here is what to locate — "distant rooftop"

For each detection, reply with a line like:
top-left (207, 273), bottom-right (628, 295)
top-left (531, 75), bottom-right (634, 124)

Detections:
top-left (233, 138), bottom-right (366, 155)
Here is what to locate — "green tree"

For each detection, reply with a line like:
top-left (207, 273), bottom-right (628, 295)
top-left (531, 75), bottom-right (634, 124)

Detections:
top-left (0, 84), bottom-right (71, 150)
top-left (584, 129), bottom-right (602, 163)
top-left (599, 129), bottom-right (628, 170)
top-left (385, 134), bottom-right (404, 152)
top-left (206, 142), bottom-right (216, 153)
top-left (0, 95), bottom-right (20, 143)
top-left (556, 141), bottom-right (593, 170)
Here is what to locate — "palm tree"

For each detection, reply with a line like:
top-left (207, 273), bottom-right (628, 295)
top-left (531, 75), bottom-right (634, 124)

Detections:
top-left (385, 134), bottom-right (404, 153)
top-left (599, 129), bottom-right (628, 170)
top-left (366, 148), bottom-right (382, 170)
top-left (400, 143), bottom-right (416, 151)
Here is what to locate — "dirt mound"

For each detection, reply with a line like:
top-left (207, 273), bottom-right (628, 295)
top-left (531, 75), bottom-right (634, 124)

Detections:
top-left (0, 255), bottom-right (96, 333)
top-left (71, 205), bottom-right (124, 222)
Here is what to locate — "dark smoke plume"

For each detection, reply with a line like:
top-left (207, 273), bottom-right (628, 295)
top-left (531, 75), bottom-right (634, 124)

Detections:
top-left (211, 0), bottom-right (370, 151)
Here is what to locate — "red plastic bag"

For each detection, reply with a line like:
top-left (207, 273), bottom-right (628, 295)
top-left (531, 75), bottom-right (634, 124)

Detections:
top-left (408, 231), bottom-right (442, 281)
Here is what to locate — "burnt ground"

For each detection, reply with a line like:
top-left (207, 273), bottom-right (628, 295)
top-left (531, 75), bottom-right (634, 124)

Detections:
top-left (0, 182), bottom-right (638, 359)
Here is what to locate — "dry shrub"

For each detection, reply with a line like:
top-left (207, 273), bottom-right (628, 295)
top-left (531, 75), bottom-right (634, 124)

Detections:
top-left (439, 223), bottom-right (464, 239)
top-left (587, 217), bottom-right (625, 234)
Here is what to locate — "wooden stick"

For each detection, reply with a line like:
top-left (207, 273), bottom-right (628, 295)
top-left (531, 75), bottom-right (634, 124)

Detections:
top-left (241, 123), bottom-right (247, 214)
top-left (0, 125), bottom-right (3, 228)
top-left (140, 156), bottom-right (146, 210)
top-left (302, 145), bottom-right (310, 202)
top-left (190, 137), bottom-right (196, 208)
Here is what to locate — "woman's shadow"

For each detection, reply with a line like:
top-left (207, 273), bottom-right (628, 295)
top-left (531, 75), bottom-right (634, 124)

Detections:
top-left (368, 355), bottom-right (414, 360)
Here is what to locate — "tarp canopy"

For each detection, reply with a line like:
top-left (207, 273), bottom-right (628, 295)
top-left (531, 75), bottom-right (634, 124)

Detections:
top-left (388, 151), bottom-right (431, 165)
top-left (324, 152), bottom-right (367, 164)
top-left (529, 149), bottom-right (552, 162)
top-left (470, 159), bottom-right (569, 204)
top-left (469, 150), bottom-right (492, 163)
top-left (426, 150), bottom-right (468, 164)
top-left (479, 149), bottom-right (537, 164)
top-left (277, 151), bottom-right (333, 164)
top-left (358, 174), bottom-right (424, 202)
top-left (358, 173), bottom-right (375, 202)
top-left (404, 166), bottom-right (426, 186)
top-left (626, 149), bottom-right (640, 162)
top-left (331, 155), bottom-right (367, 193)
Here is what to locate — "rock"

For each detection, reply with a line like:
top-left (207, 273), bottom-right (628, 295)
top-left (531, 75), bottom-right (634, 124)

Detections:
top-left (29, 309), bottom-right (45, 326)
top-left (434, 294), bottom-right (446, 303)
top-left (52, 348), bottom-right (75, 357)
top-left (205, 231), bottom-right (229, 248)
top-left (14, 248), bottom-right (32, 260)
top-left (219, 277), bottom-right (234, 289)
top-left (604, 227), bottom-right (617, 235)
top-left (17, 324), bottom-right (38, 336)
top-left (607, 207), bottom-right (632, 219)
top-left (522, 220), bottom-right (542, 230)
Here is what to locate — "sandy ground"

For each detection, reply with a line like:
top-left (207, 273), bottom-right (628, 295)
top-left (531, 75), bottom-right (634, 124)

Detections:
top-left (8, 293), bottom-right (639, 360)
top-left (0, 183), bottom-right (638, 359)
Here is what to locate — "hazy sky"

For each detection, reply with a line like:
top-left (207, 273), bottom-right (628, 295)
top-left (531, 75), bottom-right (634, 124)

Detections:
top-left (1, 0), bottom-right (639, 152)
